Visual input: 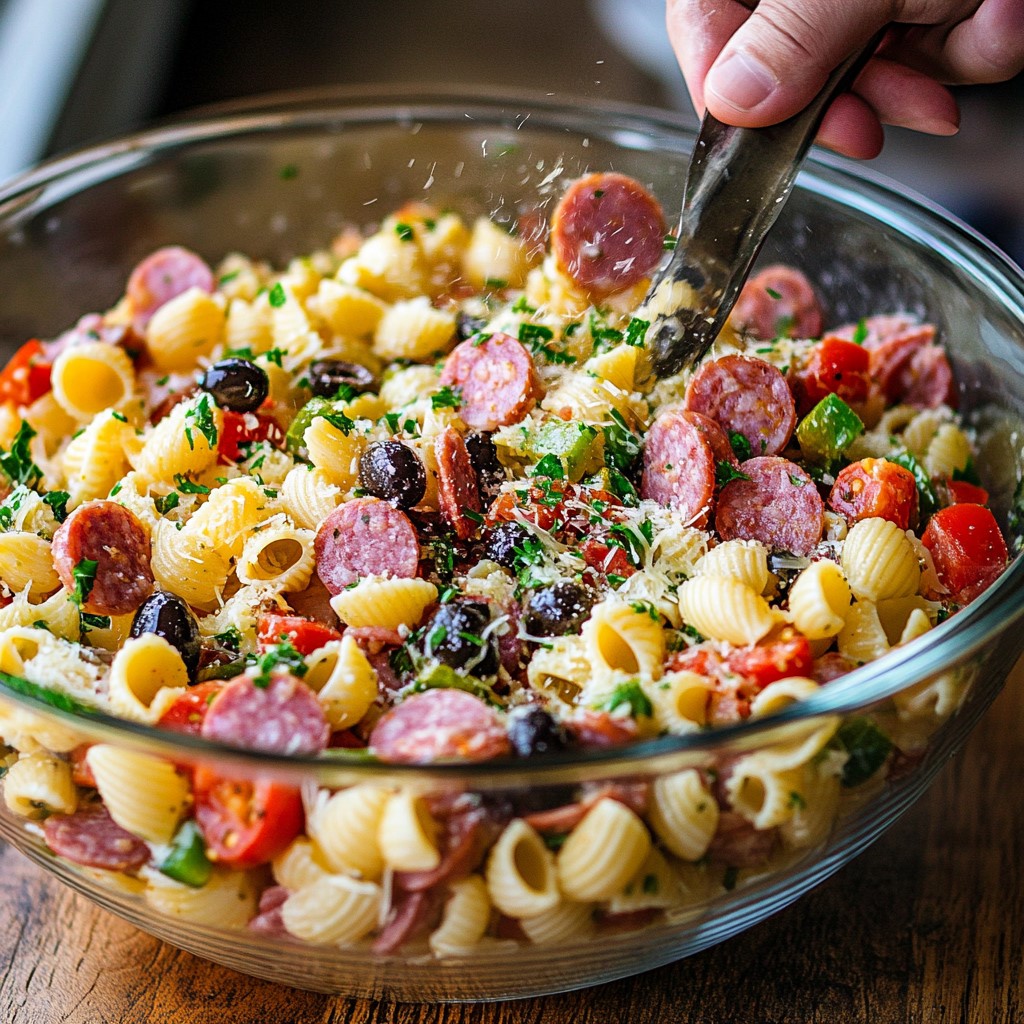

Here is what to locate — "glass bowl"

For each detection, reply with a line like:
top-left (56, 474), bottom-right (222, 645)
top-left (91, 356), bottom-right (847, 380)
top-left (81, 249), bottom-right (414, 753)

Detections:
top-left (0, 88), bottom-right (1022, 1002)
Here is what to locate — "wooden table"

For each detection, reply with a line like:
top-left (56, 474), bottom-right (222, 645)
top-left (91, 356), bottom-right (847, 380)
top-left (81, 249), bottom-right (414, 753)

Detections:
top-left (1, 663), bottom-right (1020, 1024)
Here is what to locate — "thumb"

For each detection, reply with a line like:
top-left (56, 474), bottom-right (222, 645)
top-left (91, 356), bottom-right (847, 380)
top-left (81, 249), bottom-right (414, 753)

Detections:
top-left (703, 0), bottom-right (889, 126)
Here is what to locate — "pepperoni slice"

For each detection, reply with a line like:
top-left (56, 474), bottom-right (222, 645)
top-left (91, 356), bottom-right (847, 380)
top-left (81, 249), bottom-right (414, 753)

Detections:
top-left (731, 265), bottom-right (823, 339)
top-left (435, 427), bottom-right (482, 540)
top-left (640, 407), bottom-right (716, 527)
top-left (42, 805), bottom-right (150, 872)
top-left (685, 355), bottom-right (797, 458)
top-left (127, 246), bottom-right (215, 329)
top-left (51, 500), bottom-right (154, 616)
top-left (551, 172), bottom-right (666, 296)
top-left (369, 689), bottom-right (511, 764)
top-left (314, 497), bottom-right (420, 595)
top-left (828, 458), bottom-right (918, 529)
top-left (686, 409), bottom-right (740, 468)
top-left (247, 885), bottom-right (291, 937)
top-left (439, 333), bottom-right (540, 431)
top-left (200, 672), bottom-right (329, 755)
top-left (716, 456), bottom-right (824, 556)
top-left (372, 889), bottom-right (443, 956)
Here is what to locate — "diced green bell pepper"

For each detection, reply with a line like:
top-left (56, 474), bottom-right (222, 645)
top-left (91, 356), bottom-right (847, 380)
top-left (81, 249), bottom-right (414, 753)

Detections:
top-left (159, 820), bottom-right (213, 888)
top-left (525, 421), bottom-right (603, 482)
top-left (796, 394), bottom-right (864, 462)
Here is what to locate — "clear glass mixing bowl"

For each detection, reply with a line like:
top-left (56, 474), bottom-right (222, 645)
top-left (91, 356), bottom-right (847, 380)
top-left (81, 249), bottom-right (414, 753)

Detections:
top-left (0, 88), bottom-right (1021, 1001)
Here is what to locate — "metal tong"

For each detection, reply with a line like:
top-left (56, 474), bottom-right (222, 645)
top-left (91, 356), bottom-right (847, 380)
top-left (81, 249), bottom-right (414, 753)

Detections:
top-left (645, 31), bottom-right (884, 378)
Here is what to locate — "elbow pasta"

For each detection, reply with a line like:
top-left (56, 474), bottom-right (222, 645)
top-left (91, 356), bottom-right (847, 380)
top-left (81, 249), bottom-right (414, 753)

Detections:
top-left (0, 179), bottom-right (1010, 962)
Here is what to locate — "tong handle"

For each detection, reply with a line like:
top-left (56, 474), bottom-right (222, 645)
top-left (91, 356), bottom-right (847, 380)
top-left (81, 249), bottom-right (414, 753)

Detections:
top-left (647, 30), bottom-right (884, 377)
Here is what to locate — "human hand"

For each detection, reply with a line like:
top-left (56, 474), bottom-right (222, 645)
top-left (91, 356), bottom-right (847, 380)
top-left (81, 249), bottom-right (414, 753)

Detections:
top-left (666, 0), bottom-right (1024, 158)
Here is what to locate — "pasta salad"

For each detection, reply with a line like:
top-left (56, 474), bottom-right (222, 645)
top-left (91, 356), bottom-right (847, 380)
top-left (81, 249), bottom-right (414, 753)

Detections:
top-left (0, 170), bottom-right (1010, 953)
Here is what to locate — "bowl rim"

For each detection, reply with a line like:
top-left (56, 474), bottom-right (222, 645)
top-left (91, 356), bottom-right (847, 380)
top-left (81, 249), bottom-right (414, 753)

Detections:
top-left (0, 87), bottom-right (1022, 784)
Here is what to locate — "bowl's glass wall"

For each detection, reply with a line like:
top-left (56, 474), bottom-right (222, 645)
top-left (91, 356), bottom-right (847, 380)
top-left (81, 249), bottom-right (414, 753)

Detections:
top-left (0, 92), bottom-right (1022, 999)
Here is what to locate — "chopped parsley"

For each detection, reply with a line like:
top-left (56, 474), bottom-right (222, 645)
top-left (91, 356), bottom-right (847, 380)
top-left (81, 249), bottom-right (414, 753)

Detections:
top-left (155, 492), bottom-right (181, 515)
top-left (0, 422), bottom-right (42, 489)
top-left (395, 222), bottom-right (415, 242)
top-left (430, 385), bottom-right (463, 411)
top-left (728, 431), bottom-right (752, 462)
top-left (851, 317), bottom-right (868, 345)
top-left (663, 234), bottom-right (678, 251)
top-left (41, 491), bottom-right (70, 522)
top-left (623, 317), bottom-right (649, 348)
top-left (173, 474), bottom-right (210, 495)
top-left (252, 637), bottom-right (308, 688)
top-left (279, 164), bottom-right (299, 180)
top-left (834, 717), bottom-right (893, 787)
top-left (268, 282), bottom-right (287, 308)
top-left (263, 347), bottom-right (285, 368)
top-left (518, 322), bottom-right (576, 365)
top-left (716, 461), bottom-right (750, 487)
top-left (322, 410), bottom-right (356, 435)
top-left (533, 453), bottom-right (565, 480)
top-left (71, 559), bottom-right (99, 608)
top-left (80, 612), bottom-right (111, 634)
top-left (184, 394), bottom-right (218, 451)
top-left (603, 409), bottom-right (641, 475)
top-left (601, 680), bottom-right (653, 719)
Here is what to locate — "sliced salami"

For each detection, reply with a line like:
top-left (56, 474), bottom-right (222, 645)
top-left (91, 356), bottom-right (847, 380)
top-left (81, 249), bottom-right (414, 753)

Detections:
top-left (640, 407), bottom-right (716, 527)
top-left (715, 456), bottom-right (824, 556)
top-left (127, 246), bottom-right (215, 329)
top-left (828, 313), bottom-right (920, 348)
top-left (372, 888), bottom-right (443, 956)
top-left (435, 426), bottom-right (482, 540)
top-left (314, 497), bottom-right (420, 595)
top-left (247, 885), bottom-right (291, 937)
top-left (369, 688), bottom-right (510, 764)
top-left (731, 264), bottom-right (823, 339)
top-left (51, 500), bottom-right (154, 616)
top-left (900, 343), bottom-right (957, 409)
top-left (862, 323), bottom-right (935, 400)
top-left (706, 810), bottom-right (778, 867)
top-left (200, 672), bottom-right (329, 755)
top-left (685, 354), bottom-right (797, 457)
top-left (550, 172), bottom-right (667, 296)
top-left (42, 805), bottom-right (150, 872)
top-left (439, 332), bottom-right (540, 431)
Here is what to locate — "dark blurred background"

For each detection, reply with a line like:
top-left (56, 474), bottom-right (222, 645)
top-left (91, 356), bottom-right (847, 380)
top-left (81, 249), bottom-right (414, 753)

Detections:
top-left (3, 0), bottom-right (1022, 260)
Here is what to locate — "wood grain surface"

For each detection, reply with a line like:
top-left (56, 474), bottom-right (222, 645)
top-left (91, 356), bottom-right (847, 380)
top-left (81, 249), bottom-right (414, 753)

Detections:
top-left (1, 662), bottom-right (1020, 1024)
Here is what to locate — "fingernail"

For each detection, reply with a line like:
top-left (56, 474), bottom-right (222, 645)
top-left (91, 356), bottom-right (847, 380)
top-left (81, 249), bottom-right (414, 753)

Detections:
top-left (706, 49), bottom-right (777, 112)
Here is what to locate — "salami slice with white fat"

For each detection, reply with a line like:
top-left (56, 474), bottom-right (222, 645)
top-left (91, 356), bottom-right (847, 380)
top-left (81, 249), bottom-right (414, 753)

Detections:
top-left (127, 246), bottom-right (214, 328)
top-left (439, 333), bottom-right (540, 431)
top-left (314, 497), bottom-right (420, 595)
top-left (435, 426), bottom-right (482, 540)
top-left (715, 456), bottom-right (824, 556)
top-left (201, 672), bottom-right (329, 755)
top-left (370, 689), bottom-right (510, 764)
top-left (42, 805), bottom-right (150, 872)
top-left (685, 354), bottom-right (797, 458)
top-left (640, 407), bottom-right (717, 527)
top-left (51, 500), bottom-right (154, 616)
top-left (731, 265), bottom-right (823, 339)
top-left (551, 172), bottom-right (666, 295)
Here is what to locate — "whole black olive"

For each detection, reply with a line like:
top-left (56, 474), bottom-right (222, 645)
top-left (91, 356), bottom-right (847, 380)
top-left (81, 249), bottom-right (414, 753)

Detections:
top-left (523, 580), bottom-right (595, 637)
top-left (485, 521), bottom-right (532, 570)
top-left (464, 430), bottom-right (505, 502)
top-left (358, 440), bottom-right (427, 510)
top-left (455, 311), bottom-right (489, 341)
top-left (130, 591), bottom-right (202, 681)
top-left (307, 359), bottom-right (377, 399)
top-left (507, 705), bottom-right (568, 758)
top-left (199, 358), bottom-right (269, 412)
top-left (422, 600), bottom-right (498, 675)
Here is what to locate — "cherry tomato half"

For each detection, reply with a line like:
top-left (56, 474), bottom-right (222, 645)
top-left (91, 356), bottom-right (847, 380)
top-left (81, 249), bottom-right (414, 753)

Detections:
top-left (218, 409), bottom-right (286, 464)
top-left (256, 613), bottom-right (343, 655)
top-left (922, 503), bottom-right (1008, 604)
top-left (157, 681), bottom-right (225, 736)
top-left (946, 478), bottom-right (990, 506)
top-left (193, 767), bottom-right (304, 868)
top-left (829, 458), bottom-right (919, 529)
top-left (724, 629), bottom-right (813, 694)
top-left (794, 337), bottom-right (870, 415)
top-left (0, 340), bottom-right (53, 406)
